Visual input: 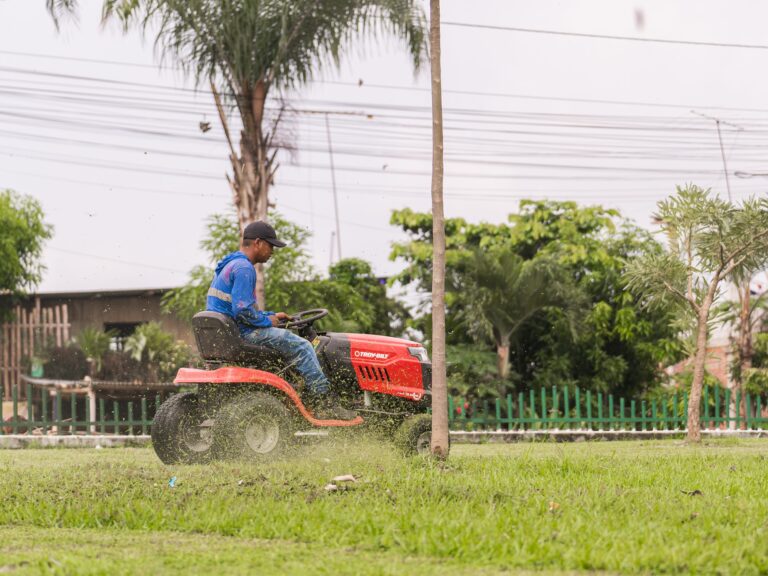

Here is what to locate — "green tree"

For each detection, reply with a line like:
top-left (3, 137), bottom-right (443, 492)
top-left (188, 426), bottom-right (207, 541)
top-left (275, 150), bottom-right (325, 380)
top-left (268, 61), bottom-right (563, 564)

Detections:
top-left (625, 185), bottom-right (768, 442)
top-left (462, 246), bottom-right (583, 380)
top-left (390, 200), bottom-right (679, 398)
top-left (328, 258), bottom-right (409, 336)
top-left (714, 281), bottom-right (768, 426)
top-left (48, 0), bottom-right (425, 309)
top-left (0, 190), bottom-right (52, 316)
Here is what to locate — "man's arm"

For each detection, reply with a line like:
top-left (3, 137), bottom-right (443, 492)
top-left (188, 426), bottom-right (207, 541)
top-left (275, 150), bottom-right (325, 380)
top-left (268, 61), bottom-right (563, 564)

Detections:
top-left (231, 264), bottom-right (274, 329)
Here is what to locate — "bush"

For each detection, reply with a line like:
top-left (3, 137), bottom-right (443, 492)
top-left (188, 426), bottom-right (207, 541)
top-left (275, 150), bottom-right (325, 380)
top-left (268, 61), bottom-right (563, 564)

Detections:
top-left (42, 346), bottom-right (89, 380)
top-left (98, 350), bottom-right (144, 383)
top-left (124, 322), bottom-right (192, 382)
top-left (76, 327), bottom-right (116, 372)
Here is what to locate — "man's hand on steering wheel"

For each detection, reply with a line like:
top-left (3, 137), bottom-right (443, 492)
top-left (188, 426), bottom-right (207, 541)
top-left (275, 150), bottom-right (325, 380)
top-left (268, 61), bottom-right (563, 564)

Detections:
top-left (270, 312), bottom-right (291, 327)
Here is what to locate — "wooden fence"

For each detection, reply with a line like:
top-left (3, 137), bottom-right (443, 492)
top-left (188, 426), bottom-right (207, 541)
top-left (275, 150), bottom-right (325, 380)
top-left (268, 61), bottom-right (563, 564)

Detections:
top-left (1, 302), bottom-right (70, 400)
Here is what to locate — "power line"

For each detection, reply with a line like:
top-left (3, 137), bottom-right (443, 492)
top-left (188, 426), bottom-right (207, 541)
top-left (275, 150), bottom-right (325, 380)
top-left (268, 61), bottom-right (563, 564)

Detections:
top-left (6, 52), bottom-right (768, 113)
top-left (441, 21), bottom-right (768, 50)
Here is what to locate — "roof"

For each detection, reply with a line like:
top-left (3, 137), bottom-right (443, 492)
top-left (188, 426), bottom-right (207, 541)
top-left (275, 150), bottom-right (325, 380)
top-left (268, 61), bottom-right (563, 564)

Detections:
top-left (24, 288), bottom-right (178, 300)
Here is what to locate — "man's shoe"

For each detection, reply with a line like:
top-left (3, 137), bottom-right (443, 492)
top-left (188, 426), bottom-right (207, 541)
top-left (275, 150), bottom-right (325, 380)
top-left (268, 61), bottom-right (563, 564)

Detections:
top-left (313, 394), bottom-right (358, 420)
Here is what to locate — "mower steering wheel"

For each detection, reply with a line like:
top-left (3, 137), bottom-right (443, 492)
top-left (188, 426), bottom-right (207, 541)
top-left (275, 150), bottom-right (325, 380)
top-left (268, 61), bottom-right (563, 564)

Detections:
top-left (282, 308), bottom-right (329, 329)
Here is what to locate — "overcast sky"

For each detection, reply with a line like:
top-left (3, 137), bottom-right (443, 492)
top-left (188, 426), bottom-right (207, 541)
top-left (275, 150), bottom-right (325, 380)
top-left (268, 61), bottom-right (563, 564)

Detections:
top-left (2, 0), bottom-right (768, 295)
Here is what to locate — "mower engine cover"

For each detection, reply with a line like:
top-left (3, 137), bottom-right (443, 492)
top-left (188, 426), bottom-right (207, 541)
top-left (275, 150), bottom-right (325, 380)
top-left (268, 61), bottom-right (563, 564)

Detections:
top-left (315, 332), bottom-right (431, 402)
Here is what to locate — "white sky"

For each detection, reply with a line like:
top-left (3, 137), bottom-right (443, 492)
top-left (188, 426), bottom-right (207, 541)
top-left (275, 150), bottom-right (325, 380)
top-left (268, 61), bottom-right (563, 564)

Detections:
top-left (1, 0), bottom-right (768, 294)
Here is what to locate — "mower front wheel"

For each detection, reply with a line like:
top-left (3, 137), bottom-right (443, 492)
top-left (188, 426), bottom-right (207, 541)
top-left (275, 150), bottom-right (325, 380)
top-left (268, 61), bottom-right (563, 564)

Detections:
top-left (394, 414), bottom-right (442, 456)
top-left (151, 392), bottom-right (214, 465)
top-left (212, 392), bottom-right (296, 461)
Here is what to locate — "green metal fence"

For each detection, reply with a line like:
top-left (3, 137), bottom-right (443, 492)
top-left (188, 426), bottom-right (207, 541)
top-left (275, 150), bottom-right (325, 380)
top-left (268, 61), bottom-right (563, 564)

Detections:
top-left (448, 385), bottom-right (768, 431)
top-left (3, 383), bottom-right (768, 435)
top-left (1, 383), bottom-right (159, 436)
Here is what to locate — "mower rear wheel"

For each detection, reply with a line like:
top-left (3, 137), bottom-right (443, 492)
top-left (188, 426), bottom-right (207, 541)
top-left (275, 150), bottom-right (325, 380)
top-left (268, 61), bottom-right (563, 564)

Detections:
top-left (394, 414), bottom-right (437, 456)
top-left (152, 392), bottom-right (214, 465)
top-left (212, 392), bottom-right (296, 461)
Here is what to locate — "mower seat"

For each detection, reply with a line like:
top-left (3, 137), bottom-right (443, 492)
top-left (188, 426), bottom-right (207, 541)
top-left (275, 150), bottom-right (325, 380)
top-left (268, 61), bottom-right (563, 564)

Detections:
top-left (192, 311), bottom-right (284, 369)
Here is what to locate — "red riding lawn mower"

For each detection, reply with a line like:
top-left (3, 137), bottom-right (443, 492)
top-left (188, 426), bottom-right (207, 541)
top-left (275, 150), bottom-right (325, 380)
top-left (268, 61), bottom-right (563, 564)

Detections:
top-left (151, 309), bottom-right (433, 464)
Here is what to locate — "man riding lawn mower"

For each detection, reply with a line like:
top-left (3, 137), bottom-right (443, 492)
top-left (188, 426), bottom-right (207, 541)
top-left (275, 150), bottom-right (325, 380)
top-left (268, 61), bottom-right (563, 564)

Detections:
top-left (151, 221), bottom-right (433, 464)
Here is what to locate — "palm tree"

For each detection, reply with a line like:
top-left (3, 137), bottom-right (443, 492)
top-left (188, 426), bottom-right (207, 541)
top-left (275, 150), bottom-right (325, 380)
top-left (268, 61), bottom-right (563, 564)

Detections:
top-left (47, 0), bottom-right (426, 307)
top-left (427, 0), bottom-right (448, 458)
top-left (463, 247), bottom-right (583, 379)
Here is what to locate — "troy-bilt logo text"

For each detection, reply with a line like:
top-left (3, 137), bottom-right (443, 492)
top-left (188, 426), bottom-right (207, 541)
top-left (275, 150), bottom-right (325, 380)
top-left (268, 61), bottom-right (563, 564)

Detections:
top-left (354, 350), bottom-right (389, 360)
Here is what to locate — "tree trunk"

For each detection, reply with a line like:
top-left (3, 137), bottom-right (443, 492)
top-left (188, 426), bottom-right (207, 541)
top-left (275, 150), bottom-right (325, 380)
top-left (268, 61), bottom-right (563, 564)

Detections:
top-left (229, 80), bottom-right (272, 310)
top-left (736, 282), bottom-right (752, 428)
top-left (496, 343), bottom-right (510, 380)
top-left (687, 290), bottom-right (717, 442)
top-left (428, 0), bottom-right (449, 459)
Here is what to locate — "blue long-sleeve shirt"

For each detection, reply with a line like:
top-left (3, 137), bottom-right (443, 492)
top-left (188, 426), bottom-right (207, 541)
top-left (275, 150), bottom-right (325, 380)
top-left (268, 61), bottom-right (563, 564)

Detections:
top-left (206, 251), bottom-right (274, 334)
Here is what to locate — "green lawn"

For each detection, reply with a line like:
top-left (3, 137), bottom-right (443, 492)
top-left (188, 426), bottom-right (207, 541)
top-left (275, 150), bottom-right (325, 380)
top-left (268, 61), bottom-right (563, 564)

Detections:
top-left (2, 439), bottom-right (768, 575)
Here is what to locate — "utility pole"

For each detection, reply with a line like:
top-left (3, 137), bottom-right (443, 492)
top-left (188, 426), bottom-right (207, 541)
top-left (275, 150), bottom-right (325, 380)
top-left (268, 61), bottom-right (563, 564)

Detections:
top-left (329, 231), bottom-right (336, 268)
top-left (691, 111), bottom-right (742, 202)
top-left (325, 113), bottom-right (342, 262)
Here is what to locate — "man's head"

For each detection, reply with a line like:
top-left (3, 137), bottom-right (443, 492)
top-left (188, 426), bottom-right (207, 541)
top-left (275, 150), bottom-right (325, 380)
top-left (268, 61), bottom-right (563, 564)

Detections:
top-left (241, 221), bottom-right (287, 264)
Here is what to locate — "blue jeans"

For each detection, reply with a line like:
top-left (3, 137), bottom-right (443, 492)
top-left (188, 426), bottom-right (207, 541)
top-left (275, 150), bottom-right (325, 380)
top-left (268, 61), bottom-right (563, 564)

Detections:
top-left (243, 327), bottom-right (330, 395)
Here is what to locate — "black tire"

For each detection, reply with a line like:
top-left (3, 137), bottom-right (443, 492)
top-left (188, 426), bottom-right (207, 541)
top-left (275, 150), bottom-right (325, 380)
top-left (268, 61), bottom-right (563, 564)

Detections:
top-left (394, 414), bottom-right (443, 456)
top-left (211, 392), bottom-right (296, 461)
top-left (151, 392), bottom-right (214, 465)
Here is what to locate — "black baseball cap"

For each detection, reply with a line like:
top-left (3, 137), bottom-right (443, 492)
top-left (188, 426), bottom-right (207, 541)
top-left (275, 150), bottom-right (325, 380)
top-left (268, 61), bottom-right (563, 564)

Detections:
top-left (243, 221), bottom-right (287, 247)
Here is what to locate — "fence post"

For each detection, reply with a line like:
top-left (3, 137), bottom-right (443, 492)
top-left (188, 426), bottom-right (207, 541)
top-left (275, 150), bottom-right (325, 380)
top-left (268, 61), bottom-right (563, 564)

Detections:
top-left (141, 397), bottom-right (148, 436)
top-left (620, 397), bottom-right (625, 431)
top-left (586, 390), bottom-right (592, 431)
top-left (746, 393), bottom-right (752, 430)
top-left (597, 392), bottom-right (603, 431)
top-left (551, 386), bottom-right (558, 430)
top-left (128, 402), bottom-right (135, 436)
top-left (608, 395), bottom-right (614, 431)
top-left (70, 390), bottom-right (76, 435)
top-left (85, 396), bottom-right (91, 436)
top-left (517, 392), bottom-right (524, 430)
top-left (703, 387), bottom-right (710, 430)
top-left (26, 382), bottom-right (33, 434)
top-left (575, 387), bottom-right (582, 429)
top-left (714, 386), bottom-right (721, 429)
top-left (672, 391), bottom-right (678, 430)
top-left (563, 386), bottom-right (570, 430)
top-left (536, 388), bottom-right (542, 430)
top-left (41, 391), bottom-right (49, 434)
top-left (55, 389), bottom-right (62, 436)
top-left (11, 385), bottom-right (18, 434)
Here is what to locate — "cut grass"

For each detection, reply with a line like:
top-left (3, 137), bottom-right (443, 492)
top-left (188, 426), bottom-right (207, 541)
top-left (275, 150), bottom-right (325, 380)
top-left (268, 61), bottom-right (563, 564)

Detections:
top-left (0, 526), bottom-right (512, 576)
top-left (2, 440), bottom-right (768, 574)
